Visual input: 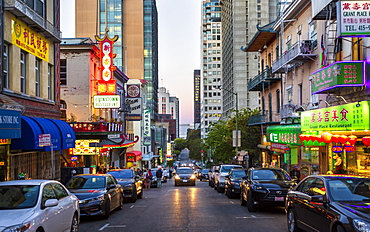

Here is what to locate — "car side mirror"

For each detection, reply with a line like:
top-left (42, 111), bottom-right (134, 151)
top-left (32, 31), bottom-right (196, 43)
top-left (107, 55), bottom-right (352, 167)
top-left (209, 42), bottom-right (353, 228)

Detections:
top-left (42, 199), bottom-right (58, 209)
top-left (108, 184), bottom-right (116, 189)
top-left (242, 176), bottom-right (248, 180)
top-left (310, 195), bottom-right (326, 203)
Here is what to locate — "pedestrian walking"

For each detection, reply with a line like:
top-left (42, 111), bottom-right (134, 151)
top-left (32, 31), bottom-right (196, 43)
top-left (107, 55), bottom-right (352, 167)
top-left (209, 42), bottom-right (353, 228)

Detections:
top-left (163, 169), bottom-right (168, 182)
top-left (144, 169), bottom-right (153, 189)
top-left (289, 165), bottom-right (301, 181)
top-left (156, 167), bottom-right (163, 188)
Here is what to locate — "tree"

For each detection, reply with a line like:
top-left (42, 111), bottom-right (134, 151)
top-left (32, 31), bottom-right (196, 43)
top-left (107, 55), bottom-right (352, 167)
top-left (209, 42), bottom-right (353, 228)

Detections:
top-left (186, 129), bottom-right (202, 160)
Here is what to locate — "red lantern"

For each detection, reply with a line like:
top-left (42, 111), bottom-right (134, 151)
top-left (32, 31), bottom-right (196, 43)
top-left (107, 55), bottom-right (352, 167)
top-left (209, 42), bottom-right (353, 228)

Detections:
top-left (332, 134), bottom-right (341, 143)
top-left (338, 135), bottom-right (348, 144)
top-left (362, 136), bottom-right (370, 147)
top-left (348, 135), bottom-right (357, 146)
top-left (321, 132), bottom-right (332, 143)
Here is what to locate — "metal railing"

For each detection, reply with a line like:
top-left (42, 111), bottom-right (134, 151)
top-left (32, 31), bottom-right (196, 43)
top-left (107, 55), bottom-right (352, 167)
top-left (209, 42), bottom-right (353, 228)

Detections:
top-left (69, 122), bottom-right (123, 133)
top-left (248, 68), bottom-right (277, 91)
top-left (248, 111), bottom-right (280, 125)
top-left (280, 104), bottom-right (300, 119)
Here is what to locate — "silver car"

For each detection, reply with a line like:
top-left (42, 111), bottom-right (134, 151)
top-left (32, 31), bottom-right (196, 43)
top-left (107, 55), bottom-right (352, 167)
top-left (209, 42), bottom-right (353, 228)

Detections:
top-left (0, 179), bottom-right (80, 232)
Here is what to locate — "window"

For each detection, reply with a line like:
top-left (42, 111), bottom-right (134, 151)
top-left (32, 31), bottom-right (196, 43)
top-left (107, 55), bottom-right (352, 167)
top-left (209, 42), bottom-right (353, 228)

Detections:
top-left (276, 89), bottom-right (281, 113)
top-left (35, 59), bottom-right (40, 97)
top-left (60, 59), bottom-right (66, 85)
top-left (20, 51), bottom-right (26, 94)
top-left (3, 44), bottom-right (9, 89)
top-left (52, 184), bottom-right (68, 200)
top-left (48, 65), bottom-right (53, 100)
top-left (25, 0), bottom-right (45, 17)
top-left (162, 97), bottom-right (166, 102)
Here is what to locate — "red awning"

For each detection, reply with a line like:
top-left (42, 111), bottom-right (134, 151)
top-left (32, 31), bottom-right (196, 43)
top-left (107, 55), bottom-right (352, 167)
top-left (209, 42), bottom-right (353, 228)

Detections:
top-left (126, 151), bottom-right (142, 162)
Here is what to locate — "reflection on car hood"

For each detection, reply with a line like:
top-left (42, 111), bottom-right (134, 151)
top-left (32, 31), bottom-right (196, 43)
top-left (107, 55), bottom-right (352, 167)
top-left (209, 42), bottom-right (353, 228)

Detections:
top-left (0, 208), bottom-right (35, 226)
top-left (68, 189), bottom-right (106, 199)
top-left (253, 180), bottom-right (292, 189)
top-left (116, 178), bottom-right (134, 185)
top-left (335, 201), bottom-right (370, 220)
top-left (177, 174), bottom-right (193, 177)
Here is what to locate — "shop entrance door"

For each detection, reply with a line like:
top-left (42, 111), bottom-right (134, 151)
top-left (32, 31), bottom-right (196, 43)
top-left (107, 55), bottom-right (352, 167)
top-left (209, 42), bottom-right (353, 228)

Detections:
top-left (0, 146), bottom-right (8, 181)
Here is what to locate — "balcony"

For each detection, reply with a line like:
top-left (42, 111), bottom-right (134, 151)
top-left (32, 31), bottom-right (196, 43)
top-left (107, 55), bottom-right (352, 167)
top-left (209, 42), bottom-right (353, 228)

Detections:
top-left (248, 68), bottom-right (281, 91)
top-left (5, 0), bottom-right (61, 42)
top-left (280, 104), bottom-right (303, 119)
top-left (69, 122), bottom-right (123, 135)
top-left (248, 111), bottom-right (280, 126)
top-left (272, 40), bottom-right (317, 73)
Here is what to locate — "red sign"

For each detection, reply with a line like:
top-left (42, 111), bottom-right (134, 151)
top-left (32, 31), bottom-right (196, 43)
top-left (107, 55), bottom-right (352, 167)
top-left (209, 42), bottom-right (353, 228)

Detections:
top-left (39, 134), bottom-right (51, 147)
top-left (271, 143), bottom-right (286, 153)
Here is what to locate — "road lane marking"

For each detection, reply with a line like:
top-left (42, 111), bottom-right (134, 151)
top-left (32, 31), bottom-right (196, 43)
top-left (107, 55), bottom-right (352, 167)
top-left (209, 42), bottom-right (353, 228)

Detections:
top-left (236, 216), bottom-right (275, 219)
top-left (98, 224), bottom-right (109, 231)
top-left (108, 225), bottom-right (126, 228)
top-left (130, 205), bottom-right (135, 208)
top-left (230, 201), bottom-right (235, 204)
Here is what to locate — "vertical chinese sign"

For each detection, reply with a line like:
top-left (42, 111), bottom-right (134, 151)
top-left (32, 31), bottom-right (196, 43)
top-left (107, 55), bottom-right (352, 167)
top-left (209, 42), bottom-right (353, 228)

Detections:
top-left (143, 109), bottom-right (151, 146)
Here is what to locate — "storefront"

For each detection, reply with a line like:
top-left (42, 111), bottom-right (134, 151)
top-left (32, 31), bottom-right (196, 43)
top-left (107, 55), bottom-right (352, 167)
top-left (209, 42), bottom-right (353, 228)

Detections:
top-left (301, 101), bottom-right (370, 176)
top-left (266, 124), bottom-right (301, 171)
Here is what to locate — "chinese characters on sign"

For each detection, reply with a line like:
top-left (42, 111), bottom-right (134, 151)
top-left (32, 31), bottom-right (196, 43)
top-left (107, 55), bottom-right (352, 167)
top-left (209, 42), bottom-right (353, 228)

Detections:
top-left (339, 1), bottom-right (370, 36)
top-left (11, 19), bottom-right (49, 62)
top-left (143, 109), bottom-right (151, 146)
top-left (269, 132), bottom-right (299, 145)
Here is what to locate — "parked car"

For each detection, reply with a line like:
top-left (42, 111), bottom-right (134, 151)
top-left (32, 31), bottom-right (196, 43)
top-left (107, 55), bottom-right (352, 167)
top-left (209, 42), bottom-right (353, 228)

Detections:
top-left (286, 174), bottom-right (370, 232)
top-left (240, 167), bottom-right (294, 212)
top-left (208, 165), bottom-right (219, 187)
top-left (224, 168), bottom-right (248, 198)
top-left (174, 167), bottom-right (196, 186)
top-left (214, 164), bottom-right (243, 193)
top-left (0, 179), bottom-right (79, 232)
top-left (199, 169), bottom-right (210, 181)
top-left (65, 174), bottom-right (123, 219)
top-left (107, 169), bottom-right (143, 203)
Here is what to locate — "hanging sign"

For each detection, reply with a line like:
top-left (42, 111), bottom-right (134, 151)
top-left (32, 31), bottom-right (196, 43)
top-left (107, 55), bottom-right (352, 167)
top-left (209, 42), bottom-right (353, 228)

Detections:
top-left (337, 1), bottom-right (370, 37)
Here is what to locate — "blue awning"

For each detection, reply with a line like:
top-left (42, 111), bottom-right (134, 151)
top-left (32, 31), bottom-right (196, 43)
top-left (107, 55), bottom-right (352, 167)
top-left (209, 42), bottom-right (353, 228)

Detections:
top-left (11, 116), bottom-right (43, 150)
top-left (29, 117), bottom-right (61, 151)
top-left (47, 119), bottom-right (76, 149)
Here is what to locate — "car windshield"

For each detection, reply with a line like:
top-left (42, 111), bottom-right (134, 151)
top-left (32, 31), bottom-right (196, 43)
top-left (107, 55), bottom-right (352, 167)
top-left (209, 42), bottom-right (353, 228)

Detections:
top-left (202, 169), bottom-right (210, 174)
top-left (66, 176), bottom-right (106, 189)
top-left (0, 185), bottom-right (40, 209)
top-left (252, 169), bottom-right (291, 181)
top-left (231, 170), bottom-right (248, 178)
top-left (108, 170), bottom-right (133, 179)
top-left (177, 169), bottom-right (193, 174)
top-left (221, 165), bottom-right (242, 172)
top-left (328, 178), bottom-right (370, 201)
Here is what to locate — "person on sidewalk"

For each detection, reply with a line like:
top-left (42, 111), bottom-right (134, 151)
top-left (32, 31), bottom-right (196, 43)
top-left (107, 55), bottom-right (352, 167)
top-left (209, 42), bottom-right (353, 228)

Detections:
top-left (156, 167), bottom-right (163, 188)
top-left (144, 169), bottom-right (152, 189)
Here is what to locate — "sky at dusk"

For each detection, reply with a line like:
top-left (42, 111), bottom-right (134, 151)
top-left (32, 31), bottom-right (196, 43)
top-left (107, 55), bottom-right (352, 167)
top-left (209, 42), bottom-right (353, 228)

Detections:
top-left (61, 0), bottom-right (201, 125)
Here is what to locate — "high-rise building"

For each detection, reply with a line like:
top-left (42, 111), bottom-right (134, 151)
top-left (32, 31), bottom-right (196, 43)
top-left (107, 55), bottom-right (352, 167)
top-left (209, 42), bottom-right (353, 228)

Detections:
top-left (75, 0), bottom-right (159, 120)
top-left (193, 69), bottom-right (201, 125)
top-left (200, 0), bottom-right (222, 138)
top-left (221, 0), bottom-right (277, 117)
top-left (158, 87), bottom-right (179, 139)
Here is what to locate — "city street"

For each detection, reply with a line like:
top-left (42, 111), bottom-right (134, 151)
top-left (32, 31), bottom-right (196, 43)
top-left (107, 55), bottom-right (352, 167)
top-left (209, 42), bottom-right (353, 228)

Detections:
top-left (79, 178), bottom-right (287, 232)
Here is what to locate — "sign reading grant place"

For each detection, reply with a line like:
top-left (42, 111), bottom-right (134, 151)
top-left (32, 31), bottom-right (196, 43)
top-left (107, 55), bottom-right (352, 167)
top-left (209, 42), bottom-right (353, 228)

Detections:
top-left (337, 1), bottom-right (370, 37)
top-left (311, 61), bottom-right (365, 94)
top-left (93, 95), bottom-right (120, 108)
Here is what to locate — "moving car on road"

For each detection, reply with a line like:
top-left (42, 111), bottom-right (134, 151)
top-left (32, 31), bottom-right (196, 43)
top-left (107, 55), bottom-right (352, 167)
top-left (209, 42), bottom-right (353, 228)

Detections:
top-left (174, 167), bottom-right (196, 186)
top-left (224, 168), bottom-right (248, 198)
top-left (0, 179), bottom-right (79, 232)
top-left (107, 169), bottom-right (143, 203)
top-left (65, 174), bottom-right (123, 219)
top-left (240, 167), bottom-right (294, 212)
top-left (199, 169), bottom-right (210, 181)
top-left (286, 174), bottom-right (370, 232)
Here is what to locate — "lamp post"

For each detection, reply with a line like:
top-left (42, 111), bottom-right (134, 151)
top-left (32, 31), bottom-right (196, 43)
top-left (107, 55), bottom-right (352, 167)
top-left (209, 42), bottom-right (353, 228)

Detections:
top-left (221, 87), bottom-right (239, 151)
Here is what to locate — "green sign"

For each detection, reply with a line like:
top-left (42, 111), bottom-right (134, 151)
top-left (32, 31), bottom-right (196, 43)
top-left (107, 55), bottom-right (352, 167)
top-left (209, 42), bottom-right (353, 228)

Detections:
top-left (301, 101), bottom-right (370, 131)
top-left (311, 61), bottom-right (365, 94)
top-left (266, 124), bottom-right (301, 145)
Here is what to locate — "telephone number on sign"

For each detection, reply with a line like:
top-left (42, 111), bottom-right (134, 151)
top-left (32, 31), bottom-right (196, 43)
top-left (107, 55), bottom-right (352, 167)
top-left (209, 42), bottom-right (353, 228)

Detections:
top-left (358, 25), bottom-right (370, 30)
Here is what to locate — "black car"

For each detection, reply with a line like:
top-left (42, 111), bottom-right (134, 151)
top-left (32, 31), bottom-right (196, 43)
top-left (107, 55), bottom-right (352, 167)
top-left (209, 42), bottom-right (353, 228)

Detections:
top-left (174, 167), bottom-right (196, 186)
top-left (286, 174), bottom-right (370, 232)
top-left (240, 167), bottom-right (294, 212)
top-left (65, 174), bottom-right (123, 219)
top-left (107, 169), bottom-right (143, 203)
top-left (199, 169), bottom-right (210, 181)
top-left (225, 169), bottom-right (248, 198)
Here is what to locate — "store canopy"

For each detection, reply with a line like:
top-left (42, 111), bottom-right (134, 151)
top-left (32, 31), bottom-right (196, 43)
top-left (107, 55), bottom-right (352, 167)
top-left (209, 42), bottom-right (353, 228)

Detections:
top-left (11, 116), bottom-right (43, 150)
top-left (126, 151), bottom-right (142, 162)
top-left (48, 119), bottom-right (76, 149)
top-left (89, 138), bottom-right (135, 148)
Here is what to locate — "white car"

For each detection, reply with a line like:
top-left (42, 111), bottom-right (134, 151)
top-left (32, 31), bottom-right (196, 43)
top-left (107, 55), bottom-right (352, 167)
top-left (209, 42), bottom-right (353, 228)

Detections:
top-left (0, 179), bottom-right (80, 232)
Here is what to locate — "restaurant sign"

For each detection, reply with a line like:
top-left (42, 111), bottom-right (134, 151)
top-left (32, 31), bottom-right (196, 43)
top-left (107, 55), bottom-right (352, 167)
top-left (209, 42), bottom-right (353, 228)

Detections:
top-left (301, 101), bottom-right (370, 131)
top-left (271, 143), bottom-right (287, 153)
top-left (311, 61), bottom-right (365, 94)
top-left (266, 124), bottom-right (301, 145)
top-left (337, 1), bottom-right (370, 37)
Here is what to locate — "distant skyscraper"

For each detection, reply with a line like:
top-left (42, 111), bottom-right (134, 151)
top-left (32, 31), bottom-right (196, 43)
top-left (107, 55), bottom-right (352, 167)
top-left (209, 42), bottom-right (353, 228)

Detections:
top-left (158, 87), bottom-right (179, 139)
top-left (200, 0), bottom-right (223, 139)
top-left (194, 70), bottom-right (201, 125)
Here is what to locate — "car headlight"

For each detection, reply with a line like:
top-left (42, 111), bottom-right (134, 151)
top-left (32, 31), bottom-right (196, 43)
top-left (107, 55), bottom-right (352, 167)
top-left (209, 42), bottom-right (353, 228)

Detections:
top-left (3, 222), bottom-right (31, 232)
top-left (353, 219), bottom-right (370, 232)
top-left (79, 194), bottom-right (105, 204)
top-left (190, 175), bottom-right (196, 179)
top-left (174, 175), bottom-right (180, 179)
top-left (251, 185), bottom-right (264, 190)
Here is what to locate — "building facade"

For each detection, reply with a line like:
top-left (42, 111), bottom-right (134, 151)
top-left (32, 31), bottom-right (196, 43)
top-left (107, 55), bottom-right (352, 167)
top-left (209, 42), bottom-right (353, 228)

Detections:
top-left (194, 69), bottom-right (201, 126)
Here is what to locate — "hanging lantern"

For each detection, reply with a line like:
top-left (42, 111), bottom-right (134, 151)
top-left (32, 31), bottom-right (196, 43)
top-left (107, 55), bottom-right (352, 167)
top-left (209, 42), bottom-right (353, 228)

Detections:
top-left (332, 134), bottom-right (341, 143)
top-left (362, 136), bottom-right (370, 147)
top-left (321, 132), bottom-right (333, 143)
top-left (339, 135), bottom-right (348, 144)
top-left (348, 135), bottom-right (357, 146)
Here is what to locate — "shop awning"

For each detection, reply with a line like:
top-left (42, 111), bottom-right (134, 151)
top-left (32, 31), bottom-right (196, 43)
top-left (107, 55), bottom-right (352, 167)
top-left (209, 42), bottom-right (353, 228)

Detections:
top-left (126, 151), bottom-right (142, 162)
top-left (266, 124), bottom-right (302, 145)
top-left (257, 144), bottom-right (271, 150)
top-left (11, 116), bottom-right (43, 150)
top-left (48, 119), bottom-right (76, 149)
top-left (90, 138), bottom-right (135, 148)
top-left (30, 117), bottom-right (61, 151)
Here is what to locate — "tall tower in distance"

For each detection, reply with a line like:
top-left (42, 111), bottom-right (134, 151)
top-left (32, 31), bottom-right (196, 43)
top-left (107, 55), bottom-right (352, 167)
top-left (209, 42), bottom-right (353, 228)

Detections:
top-left (194, 69), bottom-right (201, 126)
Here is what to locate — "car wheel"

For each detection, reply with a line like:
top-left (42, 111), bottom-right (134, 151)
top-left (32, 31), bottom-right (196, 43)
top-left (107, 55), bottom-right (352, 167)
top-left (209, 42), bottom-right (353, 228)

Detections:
top-left (214, 182), bottom-right (217, 190)
top-left (247, 191), bottom-right (256, 212)
top-left (336, 225), bottom-right (346, 232)
top-left (192, 181), bottom-right (196, 186)
top-left (130, 188), bottom-right (137, 203)
top-left (287, 208), bottom-right (299, 232)
top-left (70, 213), bottom-right (79, 232)
top-left (103, 200), bottom-right (110, 219)
top-left (217, 185), bottom-right (223, 193)
top-left (137, 189), bottom-right (143, 199)
top-left (118, 195), bottom-right (123, 210)
top-left (240, 189), bottom-right (247, 206)
top-left (226, 187), bottom-right (232, 199)
top-left (175, 181), bottom-right (178, 186)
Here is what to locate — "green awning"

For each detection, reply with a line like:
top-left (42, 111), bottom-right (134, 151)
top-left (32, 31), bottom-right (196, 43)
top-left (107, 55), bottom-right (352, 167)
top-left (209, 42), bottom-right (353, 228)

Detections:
top-left (266, 124), bottom-right (301, 145)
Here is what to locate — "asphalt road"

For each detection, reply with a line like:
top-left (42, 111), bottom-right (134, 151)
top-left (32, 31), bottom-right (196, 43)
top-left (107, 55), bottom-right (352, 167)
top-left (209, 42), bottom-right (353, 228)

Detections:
top-left (79, 178), bottom-right (288, 232)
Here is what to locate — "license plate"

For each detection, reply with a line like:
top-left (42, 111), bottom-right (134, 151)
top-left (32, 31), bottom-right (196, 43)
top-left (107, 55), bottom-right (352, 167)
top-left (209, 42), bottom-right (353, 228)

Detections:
top-left (183, 180), bottom-right (188, 182)
top-left (275, 197), bottom-right (284, 201)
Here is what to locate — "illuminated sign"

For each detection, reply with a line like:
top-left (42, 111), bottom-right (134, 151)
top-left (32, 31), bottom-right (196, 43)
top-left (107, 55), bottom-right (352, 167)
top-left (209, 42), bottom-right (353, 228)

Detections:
top-left (125, 98), bottom-right (141, 120)
top-left (338, 1), bottom-right (370, 37)
top-left (97, 80), bottom-right (116, 95)
top-left (266, 124), bottom-right (301, 145)
top-left (11, 18), bottom-right (49, 62)
top-left (143, 109), bottom-right (151, 146)
top-left (127, 85), bottom-right (140, 98)
top-left (311, 61), bottom-right (365, 94)
top-left (70, 139), bottom-right (100, 155)
top-left (271, 143), bottom-right (287, 153)
top-left (301, 101), bottom-right (370, 131)
top-left (93, 95), bottom-right (120, 108)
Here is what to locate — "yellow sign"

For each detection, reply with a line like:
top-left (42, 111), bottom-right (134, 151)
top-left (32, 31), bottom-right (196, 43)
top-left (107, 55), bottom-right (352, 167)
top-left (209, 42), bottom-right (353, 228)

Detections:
top-left (71, 139), bottom-right (100, 155)
top-left (0, 139), bottom-right (10, 145)
top-left (11, 18), bottom-right (49, 62)
top-left (0, 162), bottom-right (4, 166)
